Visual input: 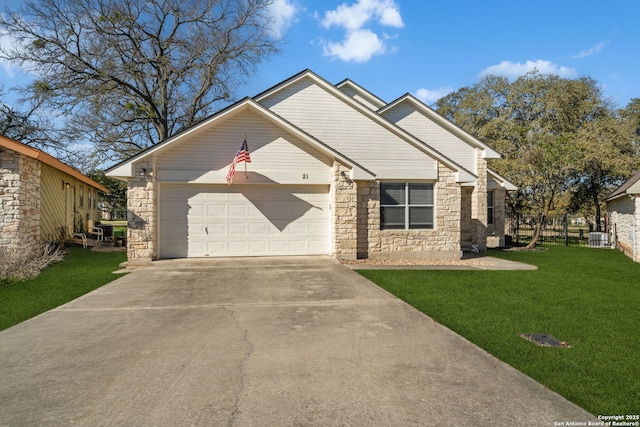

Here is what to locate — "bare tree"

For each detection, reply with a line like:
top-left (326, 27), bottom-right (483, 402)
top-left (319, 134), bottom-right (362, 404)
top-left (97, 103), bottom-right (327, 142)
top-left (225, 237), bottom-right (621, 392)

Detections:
top-left (0, 86), bottom-right (59, 150)
top-left (0, 0), bottom-right (282, 162)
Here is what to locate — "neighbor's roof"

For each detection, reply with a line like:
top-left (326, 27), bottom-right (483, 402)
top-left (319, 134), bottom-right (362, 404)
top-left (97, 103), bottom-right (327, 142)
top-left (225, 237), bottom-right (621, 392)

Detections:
top-left (0, 134), bottom-right (109, 193)
top-left (606, 170), bottom-right (640, 201)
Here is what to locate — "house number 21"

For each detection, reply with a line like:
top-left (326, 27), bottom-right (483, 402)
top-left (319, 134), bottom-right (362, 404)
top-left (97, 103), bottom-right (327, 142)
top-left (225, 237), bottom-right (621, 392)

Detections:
top-left (302, 174), bottom-right (309, 179)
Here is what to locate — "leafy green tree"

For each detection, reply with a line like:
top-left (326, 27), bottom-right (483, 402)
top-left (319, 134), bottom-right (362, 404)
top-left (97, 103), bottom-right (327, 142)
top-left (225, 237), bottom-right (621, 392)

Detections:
top-left (436, 71), bottom-right (621, 248)
top-left (569, 115), bottom-right (639, 231)
top-left (0, 0), bottom-right (282, 164)
top-left (86, 170), bottom-right (128, 220)
top-left (620, 98), bottom-right (640, 154)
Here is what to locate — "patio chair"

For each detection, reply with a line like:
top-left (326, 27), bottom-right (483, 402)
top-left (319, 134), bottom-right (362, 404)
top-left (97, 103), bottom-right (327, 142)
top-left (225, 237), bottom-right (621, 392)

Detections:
top-left (86, 220), bottom-right (104, 242)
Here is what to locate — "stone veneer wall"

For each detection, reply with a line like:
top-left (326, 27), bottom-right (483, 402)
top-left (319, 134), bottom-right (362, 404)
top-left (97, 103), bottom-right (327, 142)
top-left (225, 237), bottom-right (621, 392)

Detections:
top-left (353, 163), bottom-right (462, 260)
top-left (472, 151), bottom-right (488, 251)
top-left (331, 162), bottom-right (358, 259)
top-left (608, 196), bottom-right (640, 262)
top-left (127, 175), bottom-right (157, 265)
top-left (0, 149), bottom-right (41, 249)
top-left (356, 180), bottom-right (380, 258)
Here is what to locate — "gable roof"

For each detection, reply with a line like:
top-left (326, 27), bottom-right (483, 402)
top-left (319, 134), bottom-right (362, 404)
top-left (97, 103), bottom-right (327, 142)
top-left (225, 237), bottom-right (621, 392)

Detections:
top-left (606, 170), bottom-right (640, 201)
top-left (106, 97), bottom-right (375, 180)
top-left (488, 169), bottom-right (517, 191)
top-left (255, 69), bottom-right (477, 183)
top-left (0, 135), bottom-right (109, 193)
top-left (335, 78), bottom-right (387, 110)
top-left (379, 94), bottom-right (501, 159)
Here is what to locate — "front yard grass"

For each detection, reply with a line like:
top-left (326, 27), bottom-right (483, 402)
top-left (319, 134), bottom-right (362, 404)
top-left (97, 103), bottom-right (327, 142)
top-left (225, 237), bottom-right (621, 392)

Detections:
top-left (357, 246), bottom-right (640, 416)
top-left (0, 246), bottom-right (127, 331)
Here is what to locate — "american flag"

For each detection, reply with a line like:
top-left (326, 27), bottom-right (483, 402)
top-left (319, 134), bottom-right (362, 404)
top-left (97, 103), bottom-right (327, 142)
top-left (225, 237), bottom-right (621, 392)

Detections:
top-left (226, 138), bottom-right (251, 185)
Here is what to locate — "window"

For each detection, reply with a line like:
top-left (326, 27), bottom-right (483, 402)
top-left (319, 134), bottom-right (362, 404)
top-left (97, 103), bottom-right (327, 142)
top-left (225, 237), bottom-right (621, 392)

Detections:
top-left (79, 186), bottom-right (84, 207)
top-left (381, 183), bottom-right (434, 230)
top-left (487, 190), bottom-right (494, 225)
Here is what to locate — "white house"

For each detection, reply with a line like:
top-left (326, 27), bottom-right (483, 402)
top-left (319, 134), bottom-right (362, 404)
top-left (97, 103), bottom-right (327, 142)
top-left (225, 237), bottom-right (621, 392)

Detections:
top-left (106, 70), bottom-right (516, 265)
top-left (606, 170), bottom-right (640, 262)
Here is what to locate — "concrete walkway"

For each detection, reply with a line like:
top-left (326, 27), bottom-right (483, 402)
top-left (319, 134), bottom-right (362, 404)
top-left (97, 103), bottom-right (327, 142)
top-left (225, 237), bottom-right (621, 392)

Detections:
top-left (342, 255), bottom-right (538, 270)
top-left (0, 257), bottom-right (594, 426)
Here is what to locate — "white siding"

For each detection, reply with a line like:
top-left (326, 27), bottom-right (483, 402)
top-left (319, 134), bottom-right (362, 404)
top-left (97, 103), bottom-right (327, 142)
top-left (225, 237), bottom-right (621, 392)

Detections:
top-left (381, 101), bottom-right (477, 174)
top-left (154, 109), bottom-right (333, 184)
top-left (260, 78), bottom-right (438, 180)
top-left (337, 85), bottom-right (385, 111)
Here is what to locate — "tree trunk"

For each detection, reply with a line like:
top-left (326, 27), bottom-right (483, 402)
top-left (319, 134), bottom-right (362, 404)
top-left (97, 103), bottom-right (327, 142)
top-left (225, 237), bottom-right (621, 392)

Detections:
top-left (526, 213), bottom-right (545, 249)
top-left (593, 189), bottom-right (602, 232)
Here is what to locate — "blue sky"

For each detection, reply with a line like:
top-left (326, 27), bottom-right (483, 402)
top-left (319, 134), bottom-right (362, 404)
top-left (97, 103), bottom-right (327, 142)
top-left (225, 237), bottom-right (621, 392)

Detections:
top-left (244, 0), bottom-right (640, 108)
top-left (1, 0), bottom-right (639, 109)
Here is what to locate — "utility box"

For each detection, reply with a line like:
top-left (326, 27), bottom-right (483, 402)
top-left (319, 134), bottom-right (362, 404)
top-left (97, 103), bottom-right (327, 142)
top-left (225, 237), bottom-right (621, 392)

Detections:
top-left (588, 232), bottom-right (609, 248)
top-left (487, 235), bottom-right (501, 248)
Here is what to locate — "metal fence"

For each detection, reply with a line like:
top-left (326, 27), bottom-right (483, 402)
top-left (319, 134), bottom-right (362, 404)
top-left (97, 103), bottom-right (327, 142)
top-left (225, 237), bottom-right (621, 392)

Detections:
top-left (506, 215), bottom-right (611, 248)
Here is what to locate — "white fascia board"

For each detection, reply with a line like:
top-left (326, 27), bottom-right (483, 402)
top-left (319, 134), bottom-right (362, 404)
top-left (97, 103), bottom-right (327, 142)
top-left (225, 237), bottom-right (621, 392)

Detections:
top-left (335, 79), bottom-right (387, 109)
top-left (488, 169), bottom-right (518, 191)
top-left (456, 170), bottom-right (477, 184)
top-left (105, 163), bottom-right (135, 180)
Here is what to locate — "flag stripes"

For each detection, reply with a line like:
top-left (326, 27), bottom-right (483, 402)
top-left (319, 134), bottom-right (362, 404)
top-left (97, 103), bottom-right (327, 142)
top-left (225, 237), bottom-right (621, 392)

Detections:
top-left (226, 138), bottom-right (251, 185)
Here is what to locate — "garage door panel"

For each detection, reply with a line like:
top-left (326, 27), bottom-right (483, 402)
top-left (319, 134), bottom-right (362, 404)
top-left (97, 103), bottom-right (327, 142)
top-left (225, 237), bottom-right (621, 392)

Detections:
top-left (207, 204), bottom-right (226, 216)
top-left (229, 203), bottom-right (248, 216)
top-left (159, 184), bottom-right (329, 258)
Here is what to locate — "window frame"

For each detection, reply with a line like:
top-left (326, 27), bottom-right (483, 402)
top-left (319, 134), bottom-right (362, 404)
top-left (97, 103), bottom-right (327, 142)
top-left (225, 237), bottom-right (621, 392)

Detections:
top-left (380, 182), bottom-right (434, 230)
top-left (487, 190), bottom-right (495, 225)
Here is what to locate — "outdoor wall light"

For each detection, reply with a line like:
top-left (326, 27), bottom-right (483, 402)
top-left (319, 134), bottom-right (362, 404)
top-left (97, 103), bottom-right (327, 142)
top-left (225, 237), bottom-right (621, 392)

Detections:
top-left (137, 167), bottom-right (152, 176)
top-left (340, 170), bottom-right (353, 184)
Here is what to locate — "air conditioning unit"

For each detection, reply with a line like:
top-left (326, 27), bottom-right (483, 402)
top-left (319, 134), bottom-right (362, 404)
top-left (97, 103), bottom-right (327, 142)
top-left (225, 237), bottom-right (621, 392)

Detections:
top-left (588, 232), bottom-right (609, 248)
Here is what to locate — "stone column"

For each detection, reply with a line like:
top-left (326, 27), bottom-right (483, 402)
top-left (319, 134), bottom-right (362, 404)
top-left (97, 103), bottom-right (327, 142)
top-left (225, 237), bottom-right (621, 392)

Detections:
top-left (331, 162), bottom-right (357, 259)
top-left (0, 149), bottom-right (40, 249)
top-left (356, 180), bottom-right (380, 258)
top-left (127, 175), bottom-right (157, 266)
top-left (472, 151), bottom-right (488, 251)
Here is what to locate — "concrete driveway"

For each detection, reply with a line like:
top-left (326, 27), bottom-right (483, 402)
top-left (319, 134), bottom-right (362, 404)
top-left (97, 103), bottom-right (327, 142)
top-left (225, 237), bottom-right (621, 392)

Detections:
top-left (0, 256), bottom-right (595, 426)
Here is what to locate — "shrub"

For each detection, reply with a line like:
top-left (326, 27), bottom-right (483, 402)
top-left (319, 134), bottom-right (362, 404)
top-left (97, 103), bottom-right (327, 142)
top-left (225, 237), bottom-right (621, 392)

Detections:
top-left (0, 241), bottom-right (65, 285)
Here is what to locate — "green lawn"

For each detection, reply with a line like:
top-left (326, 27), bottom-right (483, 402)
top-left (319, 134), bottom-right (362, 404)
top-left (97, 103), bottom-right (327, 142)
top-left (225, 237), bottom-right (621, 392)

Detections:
top-left (357, 246), bottom-right (640, 416)
top-left (0, 246), bottom-right (127, 331)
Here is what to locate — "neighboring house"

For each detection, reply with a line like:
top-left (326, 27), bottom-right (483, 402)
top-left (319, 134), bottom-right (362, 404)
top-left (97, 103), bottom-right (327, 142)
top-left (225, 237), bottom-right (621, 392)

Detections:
top-left (106, 69), bottom-right (516, 265)
top-left (606, 170), bottom-right (640, 262)
top-left (0, 135), bottom-right (109, 249)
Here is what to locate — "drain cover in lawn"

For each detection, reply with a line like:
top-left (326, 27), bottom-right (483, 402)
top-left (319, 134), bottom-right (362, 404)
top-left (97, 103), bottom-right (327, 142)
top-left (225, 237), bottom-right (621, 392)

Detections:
top-left (520, 333), bottom-right (571, 348)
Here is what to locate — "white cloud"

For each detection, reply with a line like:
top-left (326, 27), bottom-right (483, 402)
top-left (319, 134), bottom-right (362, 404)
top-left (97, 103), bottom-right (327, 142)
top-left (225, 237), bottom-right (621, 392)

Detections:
top-left (572, 41), bottom-right (609, 59)
top-left (322, 29), bottom-right (384, 63)
top-left (320, 0), bottom-right (403, 63)
top-left (415, 87), bottom-right (453, 105)
top-left (321, 0), bottom-right (404, 30)
top-left (479, 60), bottom-right (578, 79)
top-left (267, 0), bottom-right (300, 38)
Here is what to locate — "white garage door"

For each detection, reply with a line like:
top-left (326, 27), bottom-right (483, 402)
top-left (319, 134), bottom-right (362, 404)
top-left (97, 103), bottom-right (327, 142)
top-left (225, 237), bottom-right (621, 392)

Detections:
top-left (159, 184), bottom-right (330, 258)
